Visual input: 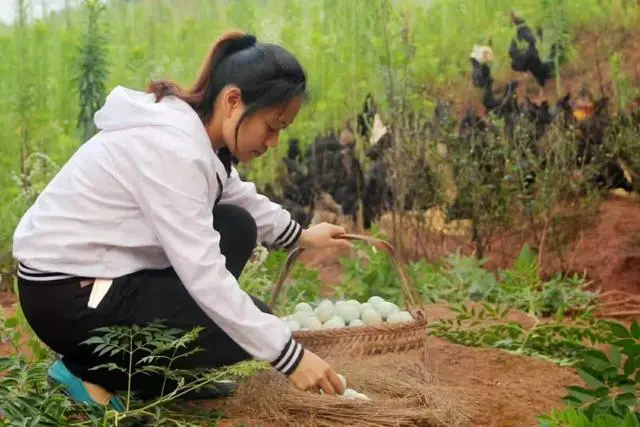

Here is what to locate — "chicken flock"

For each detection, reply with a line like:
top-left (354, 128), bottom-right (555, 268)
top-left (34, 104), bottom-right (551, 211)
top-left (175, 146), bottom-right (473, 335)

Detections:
top-left (250, 11), bottom-right (640, 233)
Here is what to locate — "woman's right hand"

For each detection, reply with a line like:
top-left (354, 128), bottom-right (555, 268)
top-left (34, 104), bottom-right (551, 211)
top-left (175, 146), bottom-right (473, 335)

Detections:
top-left (288, 349), bottom-right (345, 395)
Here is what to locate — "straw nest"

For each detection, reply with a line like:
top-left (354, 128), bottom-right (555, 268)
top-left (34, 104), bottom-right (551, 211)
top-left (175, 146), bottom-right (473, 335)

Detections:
top-left (218, 353), bottom-right (471, 427)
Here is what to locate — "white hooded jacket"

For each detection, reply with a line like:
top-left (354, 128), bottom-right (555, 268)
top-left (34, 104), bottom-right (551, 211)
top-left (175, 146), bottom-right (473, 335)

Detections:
top-left (12, 86), bottom-right (304, 374)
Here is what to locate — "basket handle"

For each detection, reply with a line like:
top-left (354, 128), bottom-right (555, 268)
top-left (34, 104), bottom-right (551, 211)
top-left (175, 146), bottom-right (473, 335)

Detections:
top-left (268, 233), bottom-right (421, 311)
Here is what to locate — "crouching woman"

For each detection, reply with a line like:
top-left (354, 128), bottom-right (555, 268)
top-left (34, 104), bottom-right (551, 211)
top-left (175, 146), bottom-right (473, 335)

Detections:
top-left (12, 30), bottom-right (349, 411)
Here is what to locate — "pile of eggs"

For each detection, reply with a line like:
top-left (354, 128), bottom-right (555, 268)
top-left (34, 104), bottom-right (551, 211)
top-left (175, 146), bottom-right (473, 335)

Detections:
top-left (281, 296), bottom-right (414, 331)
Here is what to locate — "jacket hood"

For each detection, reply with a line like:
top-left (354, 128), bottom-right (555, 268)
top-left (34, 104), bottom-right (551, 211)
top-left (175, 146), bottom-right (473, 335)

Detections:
top-left (93, 85), bottom-right (205, 138)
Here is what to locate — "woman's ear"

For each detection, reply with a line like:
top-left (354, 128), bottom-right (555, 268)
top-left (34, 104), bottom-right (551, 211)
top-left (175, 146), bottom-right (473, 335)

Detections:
top-left (221, 86), bottom-right (243, 117)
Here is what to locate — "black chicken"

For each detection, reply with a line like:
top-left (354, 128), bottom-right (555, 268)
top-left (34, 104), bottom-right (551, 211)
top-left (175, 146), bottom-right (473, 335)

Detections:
top-left (482, 78), bottom-right (519, 114)
top-left (470, 44), bottom-right (494, 89)
top-left (286, 138), bottom-right (302, 162)
top-left (356, 93), bottom-right (377, 140)
top-left (458, 107), bottom-right (491, 144)
top-left (508, 11), bottom-right (560, 95)
top-left (482, 77), bottom-right (520, 141)
top-left (523, 97), bottom-right (553, 142)
top-left (304, 132), bottom-right (341, 195)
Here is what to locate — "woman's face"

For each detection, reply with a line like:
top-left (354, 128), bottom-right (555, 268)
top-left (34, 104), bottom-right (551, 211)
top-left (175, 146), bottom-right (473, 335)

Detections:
top-left (221, 87), bottom-right (303, 162)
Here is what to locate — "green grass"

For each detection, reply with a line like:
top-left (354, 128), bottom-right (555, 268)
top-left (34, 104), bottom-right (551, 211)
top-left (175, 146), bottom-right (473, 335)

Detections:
top-left (2, 0), bottom-right (638, 167)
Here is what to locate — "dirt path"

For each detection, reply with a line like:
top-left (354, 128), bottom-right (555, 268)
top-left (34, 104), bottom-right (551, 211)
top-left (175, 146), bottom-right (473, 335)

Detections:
top-left (424, 337), bottom-right (579, 427)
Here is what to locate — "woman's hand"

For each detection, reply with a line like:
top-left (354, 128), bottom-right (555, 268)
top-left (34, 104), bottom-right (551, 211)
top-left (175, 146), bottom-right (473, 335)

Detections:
top-left (298, 222), bottom-right (353, 251)
top-left (288, 349), bottom-right (346, 395)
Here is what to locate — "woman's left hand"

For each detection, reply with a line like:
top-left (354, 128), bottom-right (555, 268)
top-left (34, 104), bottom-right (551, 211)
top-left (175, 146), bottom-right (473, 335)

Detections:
top-left (298, 222), bottom-right (353, 251)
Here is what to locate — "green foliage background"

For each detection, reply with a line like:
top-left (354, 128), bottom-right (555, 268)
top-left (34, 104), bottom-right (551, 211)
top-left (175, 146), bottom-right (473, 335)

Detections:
top-left (0, 0), bottom-right (638, 269)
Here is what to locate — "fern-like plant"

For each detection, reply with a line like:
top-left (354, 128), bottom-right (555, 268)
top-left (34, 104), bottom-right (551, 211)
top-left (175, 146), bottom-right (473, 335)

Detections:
top-left (75, 0), bottom-right (110, 143)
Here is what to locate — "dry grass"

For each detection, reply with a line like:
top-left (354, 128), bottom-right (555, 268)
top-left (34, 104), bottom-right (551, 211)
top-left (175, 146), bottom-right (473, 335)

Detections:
top-left (218, 353), bottom-right (471, 427)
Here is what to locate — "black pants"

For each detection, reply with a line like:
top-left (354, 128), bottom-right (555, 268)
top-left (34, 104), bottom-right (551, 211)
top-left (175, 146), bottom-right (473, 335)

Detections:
top-left (17, 204), bottom-right (269, 398)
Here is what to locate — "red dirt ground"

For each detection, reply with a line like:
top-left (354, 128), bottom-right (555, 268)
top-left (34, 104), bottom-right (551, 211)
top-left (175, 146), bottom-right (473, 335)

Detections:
top-left (423, 336), bottom-right (580, 427)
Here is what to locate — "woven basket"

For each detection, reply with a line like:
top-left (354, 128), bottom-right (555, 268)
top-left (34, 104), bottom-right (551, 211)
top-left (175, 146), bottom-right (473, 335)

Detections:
top-left (269, 234), bottom-right (428, 358)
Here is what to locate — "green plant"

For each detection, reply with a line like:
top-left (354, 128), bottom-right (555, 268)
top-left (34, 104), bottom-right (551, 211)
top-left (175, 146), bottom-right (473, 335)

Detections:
top-left (239, 246), bottom-right (323, 316)
top-left (75, 0), bottom-right (110, 142)
top-left (538, 408), bottom-right (640, 427)
top-left (428, 302), bottom-right (611, 366)
top-left (334, 238), bottom-right (405, 305)
top-left (563, 321), bottom-right (640, 419)
top-left (539, 0), bottom-right (572, 94)
top-left (536, 321), bottom-right (640, 425)
top-left (440, 249), bottom-right (500, 303)
top-left (409, 244), bottom-right (597, 318)
top-left (0, 311), bottom-right (266, 425)
top-left (1, 0), bottom-right (639, 268)
top-left (494, 245), bottom-right (597, 317)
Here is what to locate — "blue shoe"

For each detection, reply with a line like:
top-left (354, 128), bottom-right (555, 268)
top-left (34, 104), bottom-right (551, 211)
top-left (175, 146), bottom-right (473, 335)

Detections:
top-left (48, 360), bottom-right (125, 412)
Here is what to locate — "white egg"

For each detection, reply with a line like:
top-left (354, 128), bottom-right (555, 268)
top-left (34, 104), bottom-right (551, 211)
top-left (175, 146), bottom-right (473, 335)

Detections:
top-left (295, 302), bottom-right (313, 313)
top-left (337, 373), bottom-right (347, 389)
top-left (335, 300), bottom-right (348, 309)
top-left (349, 319), bottom-right (365, 327)
top-left (361, 308), bottom-right (383, 325)
top-left (323, 317), bottom-right (346, 329)
top-left (368, 296), bottom-right (385, 306)
top-left (367, 296), bottom-right (387, 311)
top-left (290, 311), bottom-right (311, 325)
top-left (347, 299), bottom-right (361, 309)
top-left (386, 311), bottom-right (408, 324)
top-left (358, 302), bottom-right (375, 314)
top-left (336, 303), bottom-right (360, 323)
top-left (302, 316), bottom-right (323, 330)
top-left (398, 311), bottom-right (414, 321)
top-left (343, 388), bottom-right (360, 399)
top-left (318, 299), bottom-right (334, 309)
top-left (377, 301), bottom-right (400, 319)
top-left (286, 320), bottom-right (300, 331)
top-left (315, 305), bottom-right (334, 323)
top-left (315, 300), bottom-right (335, 323)
top-left (342, 388), bottom-right (369, 400)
